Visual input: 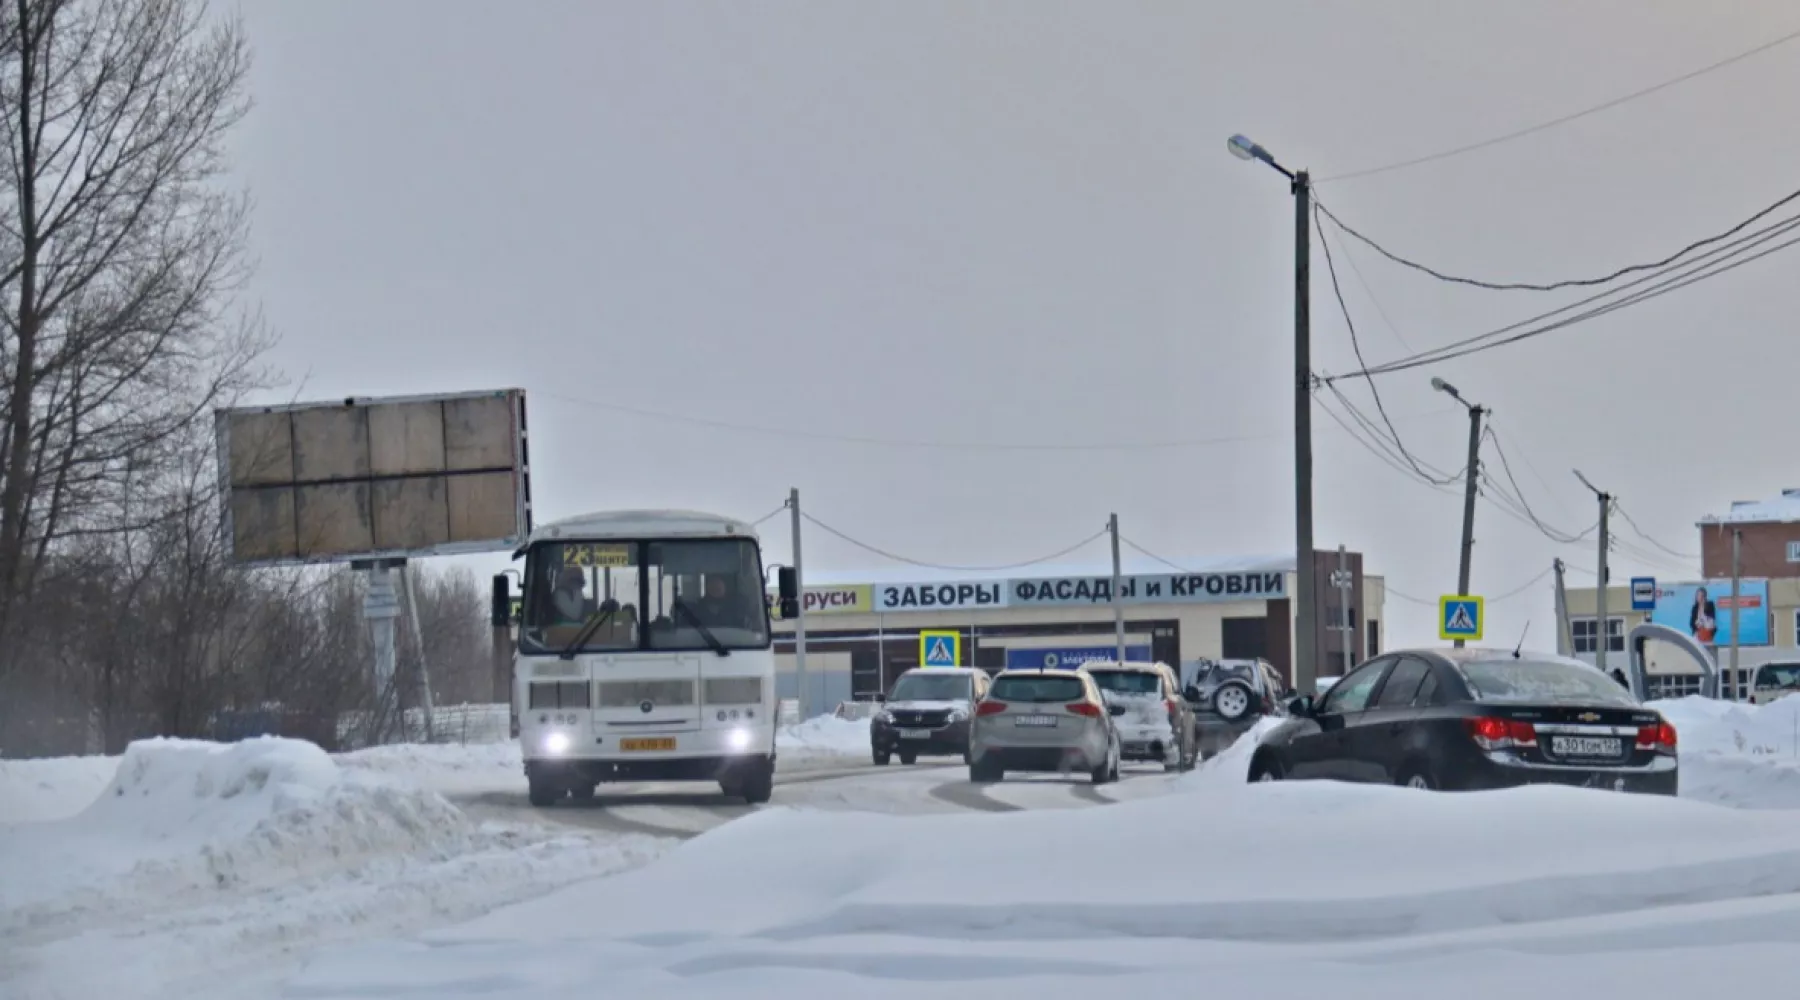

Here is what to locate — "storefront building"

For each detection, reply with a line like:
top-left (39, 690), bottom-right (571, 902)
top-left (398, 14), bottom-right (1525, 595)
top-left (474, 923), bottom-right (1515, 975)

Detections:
top-left (768, 551), bottom-right (1387, 710)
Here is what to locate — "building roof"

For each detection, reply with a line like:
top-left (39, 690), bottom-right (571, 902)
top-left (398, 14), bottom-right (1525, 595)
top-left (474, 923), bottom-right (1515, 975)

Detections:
top-left (1698, 489), bottom-right (1800, 526)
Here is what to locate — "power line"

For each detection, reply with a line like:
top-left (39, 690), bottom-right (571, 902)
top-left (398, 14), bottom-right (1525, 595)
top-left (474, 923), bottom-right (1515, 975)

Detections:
top-left (1483, 427), bottom-right (1596, 544)
top-left (1321, 220), bottom-right (1416, 353)
top-left (538, 390), bottom-right (1456, 454)
top-left (1323, 209), bottom-right (1800, 379)
top-left (1385, 565), bottom-right (1554, 607)
top-left (1316, 185), bottom-right (1800, 293)
top-left (1318, 25), bottom-right (1800, 183)
top-left (750, 503), bottom-right (788, 527)
top-left (1611, 502), bottom-right (1701, 561)
top-left (1315, 204), bottom-right (1459, 486)
top-left (799, 511), bottom-right (1107, 573)
top-left (1119, 536), bottom-right (1206, 576)
top-left (1319, 388), bottom-right (1601, 549)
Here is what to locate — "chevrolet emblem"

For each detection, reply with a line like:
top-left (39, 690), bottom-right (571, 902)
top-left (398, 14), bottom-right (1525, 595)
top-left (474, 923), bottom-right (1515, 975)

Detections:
top-left (1577, 712), bottom-right (1601, 723)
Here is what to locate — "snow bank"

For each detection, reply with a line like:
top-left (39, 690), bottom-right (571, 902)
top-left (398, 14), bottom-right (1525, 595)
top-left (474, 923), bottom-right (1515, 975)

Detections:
top-left (0, 737), bottom-right (474, 922)
top-left (290, 771), bottom-right (1800, 1000)
top-left (777, 714), bottom-right (870, 758)
top-left (335, 740), bottom-right (526, 796)
top-left (2, 736), bottom-right (672, 1000)
top-left (0, 753), bottom-right (121, 823)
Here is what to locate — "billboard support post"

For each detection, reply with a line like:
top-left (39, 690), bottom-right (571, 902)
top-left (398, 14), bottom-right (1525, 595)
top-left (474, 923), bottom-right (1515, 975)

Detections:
top-left (361, 560), bottom-right (402, 740)
top-left (1731, 529), bottom-right (1742, 701)
top-left (401, 563), bottom-right (436, 741)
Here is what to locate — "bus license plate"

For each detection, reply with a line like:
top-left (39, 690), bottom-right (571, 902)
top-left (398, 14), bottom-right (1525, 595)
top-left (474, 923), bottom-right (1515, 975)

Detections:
top-left (619, 738), bottom-right (676, 752)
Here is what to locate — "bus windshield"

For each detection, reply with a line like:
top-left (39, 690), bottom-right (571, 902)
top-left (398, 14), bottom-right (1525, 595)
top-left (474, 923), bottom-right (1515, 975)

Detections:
top-left (521, 538), bottom-right (770, 654)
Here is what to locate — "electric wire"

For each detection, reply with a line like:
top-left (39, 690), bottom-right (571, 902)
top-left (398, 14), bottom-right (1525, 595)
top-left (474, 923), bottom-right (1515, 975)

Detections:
top-left (1316, 185), bottom-right (1800, 293)
top-left (1315, 204), bottom-right (1460, 485)
top-left (1119, 536), bottom-right (1220, 577)
top-left (1323, 209), bottom-right (1800, 379)
top-left (749, 504), bottom-right (789, 527)
top-left (1612, 502), bottom-right (1702, 561)
top-left (1483, 428), bottom-right (1596, 544)
top-left (1319, 388), bottom-right (1603, 548)
top-left (1318, 25), bottom-right (1800, 183)
top-left (798, 511), bottom-right (1107, 573)
top-left (1384, 565), bottom-right (1554, 607)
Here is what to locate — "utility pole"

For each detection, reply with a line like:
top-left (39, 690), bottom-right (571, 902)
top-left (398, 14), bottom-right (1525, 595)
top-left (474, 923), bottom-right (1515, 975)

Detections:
top-left (789, 488), bottom-right (807, 721)
top-left (1109, 513), bottom-right (1125, 664)
top-left (1552, 559), bottom-right (1573, 659)
top-left (1575, 471), bottom-right (1611, 677)
top-left (1431, 378), bottom-right (1485, 647)
top-left (1228, 134), bottom-right (1316, 696)
top-left (1330, 544), bottom-right (1353, 673)
top-left (1730, 528), bottom-right (1742, 701)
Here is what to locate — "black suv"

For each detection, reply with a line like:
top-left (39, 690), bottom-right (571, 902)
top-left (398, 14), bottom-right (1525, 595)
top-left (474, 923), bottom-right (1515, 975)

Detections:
top-left (871, 667), bottom-right (988, 765)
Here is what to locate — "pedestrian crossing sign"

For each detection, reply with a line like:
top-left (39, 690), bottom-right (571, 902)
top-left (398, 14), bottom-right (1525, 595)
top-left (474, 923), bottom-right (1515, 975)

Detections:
top-left (1439, 595), bottom-right (1484, 641)
top-left (920, 630), bottom-right (961, 667)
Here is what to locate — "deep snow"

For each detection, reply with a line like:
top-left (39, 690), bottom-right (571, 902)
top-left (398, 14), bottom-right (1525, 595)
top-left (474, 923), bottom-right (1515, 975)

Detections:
top-left (0, 737), bottom-right (669, 1000)
top-left (286, 754), bottom-right (1800, 999)
top-left (11, 698), bottom-right (1800, 998)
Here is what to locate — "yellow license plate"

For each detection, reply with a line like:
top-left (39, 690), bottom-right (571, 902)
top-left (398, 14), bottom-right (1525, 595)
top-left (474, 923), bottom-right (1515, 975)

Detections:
top-left (619, 737), bottom-right (676, 752)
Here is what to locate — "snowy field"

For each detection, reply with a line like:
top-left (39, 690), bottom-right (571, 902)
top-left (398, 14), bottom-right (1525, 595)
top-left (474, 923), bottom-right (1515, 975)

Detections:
top-left (4, 698), bottom-right (1800, 998)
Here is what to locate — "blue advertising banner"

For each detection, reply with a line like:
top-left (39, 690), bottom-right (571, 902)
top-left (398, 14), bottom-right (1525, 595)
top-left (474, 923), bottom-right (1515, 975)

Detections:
top-left (1005, 645), bottom-right (1151, 670)
top-left (1649, 579), bottom-right (1769, 647)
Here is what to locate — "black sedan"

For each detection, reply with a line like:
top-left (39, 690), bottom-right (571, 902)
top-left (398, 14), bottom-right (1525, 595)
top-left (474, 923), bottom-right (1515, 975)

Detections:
top-left (1246, 647), bottom-right (1677, 795)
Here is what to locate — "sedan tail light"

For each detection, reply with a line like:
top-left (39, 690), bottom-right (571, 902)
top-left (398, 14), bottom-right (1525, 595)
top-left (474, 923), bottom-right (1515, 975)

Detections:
top-left (975, 700), bottom-right (1008, 717)
top-left (1635, 721), bottom-right (1677, 754)
top-left (1065, 701), bottom-right (1102, 718)
top-left (1464, 716), bottom-right (1537, 750)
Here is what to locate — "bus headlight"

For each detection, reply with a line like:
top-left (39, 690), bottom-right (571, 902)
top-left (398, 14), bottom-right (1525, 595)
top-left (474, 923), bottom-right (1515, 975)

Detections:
top-left (543, 731), bottom-right (572, 756)
top-left (726, 728), bottom-right (751, 751)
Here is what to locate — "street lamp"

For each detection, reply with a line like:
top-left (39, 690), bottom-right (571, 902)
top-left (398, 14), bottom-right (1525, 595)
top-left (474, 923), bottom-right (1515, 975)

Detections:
top-left (1431, 377), bottom-right (1487, 646)
top-left (1226, 133), bottom-right (1317, 692)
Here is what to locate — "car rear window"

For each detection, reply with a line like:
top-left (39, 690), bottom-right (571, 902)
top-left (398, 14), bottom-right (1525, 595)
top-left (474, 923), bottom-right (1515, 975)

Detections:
top-left (1086, 670), bottom-right (1160, 696)
top-left (1458, 659), bottom-right (1637, 705)
top-left (991, 675), bottom-right (1087, 703)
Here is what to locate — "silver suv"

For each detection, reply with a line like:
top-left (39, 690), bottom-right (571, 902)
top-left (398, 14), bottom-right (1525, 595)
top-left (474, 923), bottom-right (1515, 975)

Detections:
top-left (969, 669), bottom-right (1121, 784)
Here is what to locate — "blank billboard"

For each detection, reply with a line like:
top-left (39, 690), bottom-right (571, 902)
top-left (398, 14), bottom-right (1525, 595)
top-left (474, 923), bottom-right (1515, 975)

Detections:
top-left (215, 389), bottom-right (531, 566)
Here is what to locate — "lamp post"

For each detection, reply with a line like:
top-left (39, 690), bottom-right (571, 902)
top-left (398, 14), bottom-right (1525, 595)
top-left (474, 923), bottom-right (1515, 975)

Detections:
top-left (1227, 133), bottom-right (1316, 694)
top-left (1431, 377), bottom-right (1486, 647)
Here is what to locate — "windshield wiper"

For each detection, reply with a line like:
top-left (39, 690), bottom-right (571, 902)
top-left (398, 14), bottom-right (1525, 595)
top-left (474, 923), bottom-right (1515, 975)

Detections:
top-left (670, 598), bottom-right (730, 657)
top-left (558, 603), bottom-right (619, 660)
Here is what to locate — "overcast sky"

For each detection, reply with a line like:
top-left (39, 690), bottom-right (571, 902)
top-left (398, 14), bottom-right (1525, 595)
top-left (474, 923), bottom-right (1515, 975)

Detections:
top-left (227, 0), bottom-right (1800, 646)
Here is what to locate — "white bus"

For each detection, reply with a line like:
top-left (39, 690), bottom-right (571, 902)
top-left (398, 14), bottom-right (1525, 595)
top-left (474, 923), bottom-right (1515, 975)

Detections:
top-left (496, 509), bottom-right (792, 807)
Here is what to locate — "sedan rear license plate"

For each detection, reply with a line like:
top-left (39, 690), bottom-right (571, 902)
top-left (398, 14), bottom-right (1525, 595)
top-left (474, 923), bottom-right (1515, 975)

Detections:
top-left (1013, 715), bottom-right (1057, 727)
top-left (899, 728), bottom-right (931, 739)
top-left (619, 737), bottom-right (676, 752)
top-left (1551, 735), bottom-right (1621, 758)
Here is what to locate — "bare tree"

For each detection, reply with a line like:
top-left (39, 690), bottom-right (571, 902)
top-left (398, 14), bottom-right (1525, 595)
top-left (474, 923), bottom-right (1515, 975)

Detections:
top-left (0, 0), bottom-right (261, 674)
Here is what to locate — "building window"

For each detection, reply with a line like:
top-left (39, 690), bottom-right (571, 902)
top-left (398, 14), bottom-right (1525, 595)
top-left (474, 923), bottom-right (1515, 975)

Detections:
top-left (1792, 608), bottom-right (1800, 648)
top-left (1571, 616), bottom-right (1624, 654)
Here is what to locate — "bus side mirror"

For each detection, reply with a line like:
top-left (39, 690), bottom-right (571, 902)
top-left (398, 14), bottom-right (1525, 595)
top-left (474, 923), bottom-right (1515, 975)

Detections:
top-left (777, 566), bottom-right (799, 619)
top-left (491, 574), bottom-right (512, 628)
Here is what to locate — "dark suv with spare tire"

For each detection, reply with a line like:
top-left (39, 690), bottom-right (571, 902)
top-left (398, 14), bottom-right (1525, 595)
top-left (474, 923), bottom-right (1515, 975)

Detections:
top-left (1184, 658), bottom-right (1288, 759)
top-left (871, 667), bottom-right (988, 765)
